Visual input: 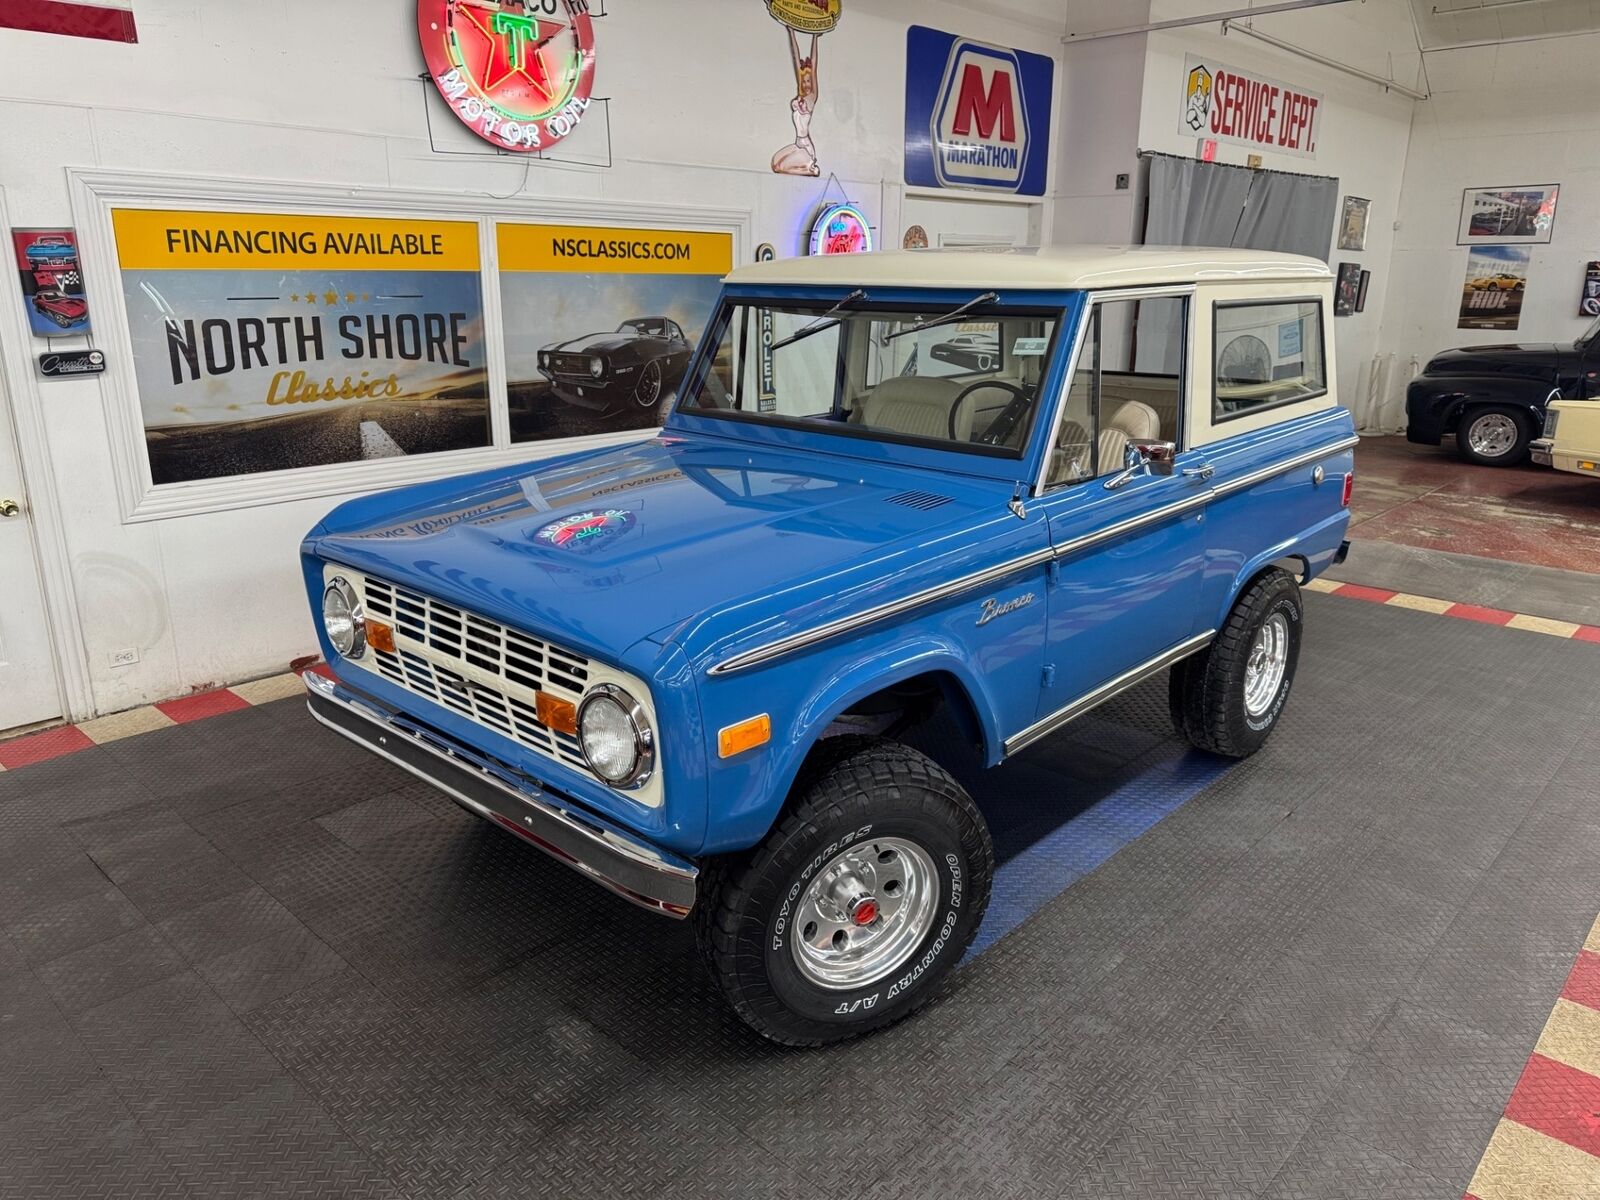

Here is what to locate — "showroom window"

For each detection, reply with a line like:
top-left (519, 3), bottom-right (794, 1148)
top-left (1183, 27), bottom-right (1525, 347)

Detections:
top-left (1213, 299), bottom-right (1327, 421)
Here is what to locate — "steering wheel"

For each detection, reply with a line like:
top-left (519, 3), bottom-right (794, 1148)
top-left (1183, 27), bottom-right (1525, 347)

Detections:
top-left (948, 379), bottom-right (1033, 445)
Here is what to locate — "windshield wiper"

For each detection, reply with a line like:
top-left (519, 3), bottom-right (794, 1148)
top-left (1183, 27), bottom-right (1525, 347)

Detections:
top-left (769, 289), bottom-right (867, 351)
top-left (883, 292), bottom-right (999, 341)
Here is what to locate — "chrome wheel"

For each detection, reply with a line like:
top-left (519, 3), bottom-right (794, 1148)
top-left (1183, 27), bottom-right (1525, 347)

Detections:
top-left (634, 360), bottom-right (663, 408)
top-left (790, 837), bottom-right (939, 991)
top-left (1243, 612), bottom-right (1289, 717)
top-left (1466, 412), bottom-right (1518, 459)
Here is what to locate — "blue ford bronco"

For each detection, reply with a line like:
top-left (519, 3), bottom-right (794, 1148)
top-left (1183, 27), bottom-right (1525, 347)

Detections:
top-left (301, 246), bottom-right (1356, 1044)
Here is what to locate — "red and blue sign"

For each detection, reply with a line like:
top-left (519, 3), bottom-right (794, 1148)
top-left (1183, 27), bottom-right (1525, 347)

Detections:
top-left (536, 508), bottom-right (637, 552)
top-left (808, 203), bottom-right (873, 256)
top-left (904, 26), bottom-right (1053, 197)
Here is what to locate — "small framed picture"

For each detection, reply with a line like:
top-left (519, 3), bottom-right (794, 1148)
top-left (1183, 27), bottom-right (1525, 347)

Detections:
top-left (1580, 261), bottom-right (1600, 317)
top-left (1457, 184), bottom-right (1558, 245)
top-left (1335, 262), bottom-right (1361, 317)
top-left (1337, 196), bottom-right (1370, 252)
top-left (1356, 269), bottom-right (1371, 313)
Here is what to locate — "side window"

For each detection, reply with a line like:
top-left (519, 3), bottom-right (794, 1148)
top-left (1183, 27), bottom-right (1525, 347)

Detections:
top-left (1048, 295), bottom-right (1188, 487)
top-left (1213, 300), bottom-right (1327, 420)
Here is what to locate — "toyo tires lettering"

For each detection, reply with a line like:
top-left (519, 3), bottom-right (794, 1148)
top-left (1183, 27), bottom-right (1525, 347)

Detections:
top-left (773, 825), bottom-right (872, 950)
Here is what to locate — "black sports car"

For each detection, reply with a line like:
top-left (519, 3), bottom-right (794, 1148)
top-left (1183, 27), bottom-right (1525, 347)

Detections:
top-left (537, 316), bottom-right (693, 413)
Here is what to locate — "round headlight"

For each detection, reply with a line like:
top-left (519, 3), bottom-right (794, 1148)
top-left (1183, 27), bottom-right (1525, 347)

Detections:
top-left (539, 351), bottom-right (550, 368)
top-left (589, 356), bottom-right (604, 378)
top-left (322, 577), bottom-right (366, 659)
top-left (578, 684), bottom-right (654, 789)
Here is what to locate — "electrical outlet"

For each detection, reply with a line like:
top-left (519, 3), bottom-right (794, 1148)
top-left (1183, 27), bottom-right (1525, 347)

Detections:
top-left (108, 647), bottom-right (140, 668)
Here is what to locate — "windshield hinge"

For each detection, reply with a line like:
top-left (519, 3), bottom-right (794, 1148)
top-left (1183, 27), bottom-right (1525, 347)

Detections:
top-left (1008, 482), bottom-right (1027, 520)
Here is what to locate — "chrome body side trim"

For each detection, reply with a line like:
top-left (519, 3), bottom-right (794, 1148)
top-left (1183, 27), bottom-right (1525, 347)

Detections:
top-left (302, 672), bottom-right (698, 917)
top-left (707, 547), bottom-right (1056, 676)
top-left (1004, 631), bottom-right (1216, 756)
top-left (1050, 491), bottom-right (1212, 561)
top-left (1210, 435), bottom-right (1359, 498)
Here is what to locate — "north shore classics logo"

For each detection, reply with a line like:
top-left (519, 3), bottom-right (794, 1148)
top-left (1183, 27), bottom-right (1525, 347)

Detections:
top-left (418, 0), bottom-right (597, 153)
top-left (535, 508), bottom-right (637, 551)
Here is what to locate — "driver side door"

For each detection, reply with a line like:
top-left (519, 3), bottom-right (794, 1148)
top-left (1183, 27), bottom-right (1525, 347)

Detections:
top-left (1027, 292), bottom-right (1211, 728)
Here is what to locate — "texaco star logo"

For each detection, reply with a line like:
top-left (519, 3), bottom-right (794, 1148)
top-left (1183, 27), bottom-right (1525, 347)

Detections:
top-left (418, 0), bottom-right (597, 153)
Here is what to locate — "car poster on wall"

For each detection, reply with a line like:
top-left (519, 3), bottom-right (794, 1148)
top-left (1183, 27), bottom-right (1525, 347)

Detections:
top-left (12, 228), bottom-right (91, 337)
top-left (1457, 184), bottom-right (1558, 245)
top-left (1458, 245), bottom-right (1531, 331)
top-left (111, 209), bottom-right (490, 485)
top-left (497, 223), bottom-right (733, 443)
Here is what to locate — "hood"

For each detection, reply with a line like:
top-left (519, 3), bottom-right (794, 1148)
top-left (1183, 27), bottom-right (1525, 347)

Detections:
top-left (1428, 343), bottom-right (1562, 378)
top-left (553, 330), bottom-right (640, 354)
top-left (308, 435), bottom-right (995, 662)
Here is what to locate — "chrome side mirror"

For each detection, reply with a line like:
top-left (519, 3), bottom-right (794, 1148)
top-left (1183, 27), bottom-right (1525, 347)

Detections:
top-left (1103, 440), bottom-right (1177, 490)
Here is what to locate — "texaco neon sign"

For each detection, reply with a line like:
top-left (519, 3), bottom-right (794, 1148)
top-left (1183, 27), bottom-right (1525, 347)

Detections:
top-left (418, 0), bottom-right (597, 153)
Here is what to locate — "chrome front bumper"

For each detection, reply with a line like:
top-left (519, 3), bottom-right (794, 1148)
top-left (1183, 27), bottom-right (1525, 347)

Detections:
top-left (1530, 437), bottom-right (1554, 467)
top-left (303, 672), bottom-right (698, 917)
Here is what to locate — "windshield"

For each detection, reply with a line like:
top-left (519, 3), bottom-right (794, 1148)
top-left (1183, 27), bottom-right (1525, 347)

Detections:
top-left (680, 298), bottom-right (1062, 456)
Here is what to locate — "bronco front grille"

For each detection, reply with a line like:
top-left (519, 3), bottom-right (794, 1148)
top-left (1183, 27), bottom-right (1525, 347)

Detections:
top-left (353, 573), bottom-right (598, 783)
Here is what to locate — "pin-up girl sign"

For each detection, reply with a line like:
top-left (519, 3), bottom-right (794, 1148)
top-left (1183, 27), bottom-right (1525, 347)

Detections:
top-left (765, 0), bottom-right (841, 177)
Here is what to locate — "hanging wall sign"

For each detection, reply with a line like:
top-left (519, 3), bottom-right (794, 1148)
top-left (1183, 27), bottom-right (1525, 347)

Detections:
top-left (755, 242), bottom-right (778, 413)
top-left (38, 349), bottom-right (106, 378)
top-left (12, 228), bottom-right (91, 337)
top-left (1179, 54), bottom-right (1322, 160)
top-left (495, 222), bottom-right (733, 443)
top-left (111, 209), bottom-right (490, 486)
top-left (904, 25), bottom-right (1054, 196)
top-left (417, 0), bottom-right (596, 153)
top-left (1581, 262), bottom-right (1600, 317)
top-left (808, 204), bottom-right (872, 256)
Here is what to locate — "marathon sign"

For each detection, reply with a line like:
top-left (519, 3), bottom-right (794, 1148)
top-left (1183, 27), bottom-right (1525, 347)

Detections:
top-left (904, 26), bottom-right (1054, 196)
top-left (1179, 54), bottom-right (1322, 160)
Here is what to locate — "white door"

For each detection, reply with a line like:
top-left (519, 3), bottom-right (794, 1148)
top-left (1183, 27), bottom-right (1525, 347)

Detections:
top-left (0, 370), bottom-right (62, 732)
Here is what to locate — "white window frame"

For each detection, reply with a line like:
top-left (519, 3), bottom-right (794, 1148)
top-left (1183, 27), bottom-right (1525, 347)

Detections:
top-left (67, 168), bottom-right (750, 523)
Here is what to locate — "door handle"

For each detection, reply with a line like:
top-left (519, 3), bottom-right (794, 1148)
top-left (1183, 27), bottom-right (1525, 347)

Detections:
top-left (1181, 465), bottom-right (1214, 481)
top-left (0, 498), bottom-right (20, 518)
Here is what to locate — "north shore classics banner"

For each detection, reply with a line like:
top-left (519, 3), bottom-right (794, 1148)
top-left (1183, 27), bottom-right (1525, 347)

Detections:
top-left (112, 209), bottom-right (490, 485)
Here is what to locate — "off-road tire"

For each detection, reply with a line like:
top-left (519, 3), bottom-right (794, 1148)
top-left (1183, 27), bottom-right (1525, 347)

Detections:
top-left (694, 736), bottom-right (993, 1046)
top-left (1169, 568), bottom-right (1302, 759)
top-left (1458, 405), bottom-right (1531, 467)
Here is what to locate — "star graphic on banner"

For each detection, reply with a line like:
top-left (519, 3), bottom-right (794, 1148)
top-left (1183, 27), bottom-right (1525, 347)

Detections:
top-left (305, 293), bottom-right (317, 305)
top-left (323, 289), bottom-right (339, 305)
top-left (345, 293), bottom-right (356, 303)
top-left (290, 293), bottom-right (300, 302)
top-left (457, 2), bottom-right (565, 104)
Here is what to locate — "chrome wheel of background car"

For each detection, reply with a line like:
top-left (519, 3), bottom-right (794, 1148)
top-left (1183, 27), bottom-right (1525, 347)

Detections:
top-left (1466, 412), bottom-right (1519, 460)
top-left (790, 837), bottom-right (939, 991)
top-left (1243, 612), bottom-right (1290, 717)
top-left (635, 360), bottom-right (663, 408)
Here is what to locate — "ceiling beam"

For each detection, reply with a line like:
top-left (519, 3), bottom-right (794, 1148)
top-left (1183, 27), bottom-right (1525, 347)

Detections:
top-left (1063, 0), bottom-right (1356, 42)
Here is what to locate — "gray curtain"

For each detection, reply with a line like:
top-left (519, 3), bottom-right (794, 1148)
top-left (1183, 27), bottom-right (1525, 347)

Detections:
top-left (1143, 151), bottom-right (1337, 262)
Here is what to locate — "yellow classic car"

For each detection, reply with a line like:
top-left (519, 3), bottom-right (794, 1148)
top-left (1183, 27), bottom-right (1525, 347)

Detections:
top-left (1530, 399), bottom-right (1600, 478)
top-left (1465, 273), bottom-right (1526, 292)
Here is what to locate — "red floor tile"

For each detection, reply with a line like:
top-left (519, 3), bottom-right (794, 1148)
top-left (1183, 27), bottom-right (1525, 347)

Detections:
top-left (1573, 625), bottom-right (1600, 645)
top-left (0, 724), bottom-right (95, 770)
top-left (155, 688), bottom-right (251, 724)
top-left (1446, 602), bottom-right (1516, 626)
top-left (1503, 1053), bottom-right (1600, 1159)
top-left (1561, 950), bottom-right (1600, 1012)
top-left (1334, 582), bottom-right (1398, 604)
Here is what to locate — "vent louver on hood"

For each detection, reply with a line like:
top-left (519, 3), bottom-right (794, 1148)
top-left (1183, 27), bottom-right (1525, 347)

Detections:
top-left (884, 490), bottom-right (954, 511)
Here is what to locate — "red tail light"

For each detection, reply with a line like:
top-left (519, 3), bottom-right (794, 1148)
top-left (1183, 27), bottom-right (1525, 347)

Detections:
top-left (1341, 471), bottom-right (1354, 508)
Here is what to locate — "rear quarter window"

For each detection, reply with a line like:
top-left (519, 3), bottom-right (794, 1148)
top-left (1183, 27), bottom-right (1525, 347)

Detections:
top-left (1213, 300), bottom-right (1327, 421)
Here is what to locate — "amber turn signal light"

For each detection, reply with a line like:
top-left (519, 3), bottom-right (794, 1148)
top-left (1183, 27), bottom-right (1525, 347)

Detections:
top-left (718, 714), bottom-right (771, 759)
top-left (366, 619), bottom-right (396, 654)
top-left (536, 692), bottom-right (578, 735)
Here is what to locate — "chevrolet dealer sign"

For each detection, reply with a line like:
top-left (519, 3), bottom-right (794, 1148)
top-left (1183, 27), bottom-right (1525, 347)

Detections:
top-left (904, 25), bottom-right (1054, 197)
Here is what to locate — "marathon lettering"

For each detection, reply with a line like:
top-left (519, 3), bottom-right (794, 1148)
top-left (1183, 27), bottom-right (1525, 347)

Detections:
top-left (550, 237), bottom-right (694, 262)
top-left (942, 143), bottom-right (1020, 170)
top-left (165, 312), bottom-right (471, 385)
top-left (161, 227), bottom-right (447, 259)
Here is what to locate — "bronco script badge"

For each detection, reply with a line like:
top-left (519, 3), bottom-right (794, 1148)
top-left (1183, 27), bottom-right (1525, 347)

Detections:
top-left (418, 0), bottom-right (597, 154)
top-left (535, 508), bottom-right (636, 552)
top-left (976, 592), bottom-right (1035, 626)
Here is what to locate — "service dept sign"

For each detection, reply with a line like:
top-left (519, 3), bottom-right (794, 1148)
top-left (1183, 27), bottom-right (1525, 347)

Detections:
top-left (904, 25), bottom-right (1054, 196)
top-left (418, 0), bottom-right (597, 153)
top-left (1179, 54), bottom-right (1322, 159)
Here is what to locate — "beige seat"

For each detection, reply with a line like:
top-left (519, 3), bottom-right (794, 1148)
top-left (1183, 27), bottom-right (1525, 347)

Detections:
top-left (1048, 421), bottom-right (1131, 486)
top-left (856, 377), bottom-right (976, 441)
top-left (1104, 398), bottom-right (1161, 442)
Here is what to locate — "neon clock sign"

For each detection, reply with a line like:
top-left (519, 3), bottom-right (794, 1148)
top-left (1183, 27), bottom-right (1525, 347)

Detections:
top-left (418, 0), bottom-right (597, 154)
top-left (808, 203), bottom-right (873, 256)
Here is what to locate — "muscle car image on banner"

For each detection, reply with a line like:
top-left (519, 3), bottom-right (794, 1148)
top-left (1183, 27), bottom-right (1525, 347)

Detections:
top-left (112, 209), bottom-right (489, 485)
top-left (1458, 245), bottom-right (1531, 331)
top-left (13, 228), bottom-right (90, 337)
top-left (497, 223), bottom-right (733, 444)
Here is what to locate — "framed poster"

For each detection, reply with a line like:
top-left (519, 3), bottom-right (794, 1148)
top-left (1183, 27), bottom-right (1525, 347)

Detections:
top-left (1458, 246), bottom-right (1530, 331)
top-left (1457, 185), bottom-right (1558, 245)
top-left (496, 223), bottom-right (733, 444)
top-left (1581, 261), bottom-right (1600, 317)
top-left (1334, 262), bottom-right (1361, 317)
top-left (112, 209), bottom-right (489, 485)
top-left (1356, 269), bottom-right (1371, 313)
top-left (12, 228), bottom-right (90, 336)
top-left (1337, 196), bottom-right (1369, 252)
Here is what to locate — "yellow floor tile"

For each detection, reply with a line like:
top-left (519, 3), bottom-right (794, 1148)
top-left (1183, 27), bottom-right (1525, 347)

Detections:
top-left (1468, 1118), bottom-right (1600, 1200)
top-left (1303, 577), bottom-right (1341, 593)
top-left (1507, 613), bottom-right (1583, 638)
top-left (1385, 592), bottom-right (1456, 614)
top-left (230, 673), bottom-right (307, 705)
top-left (1534, 998), bottom-right (1600, 1079)
top-left (77, 706), bottom-right (176, 745)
